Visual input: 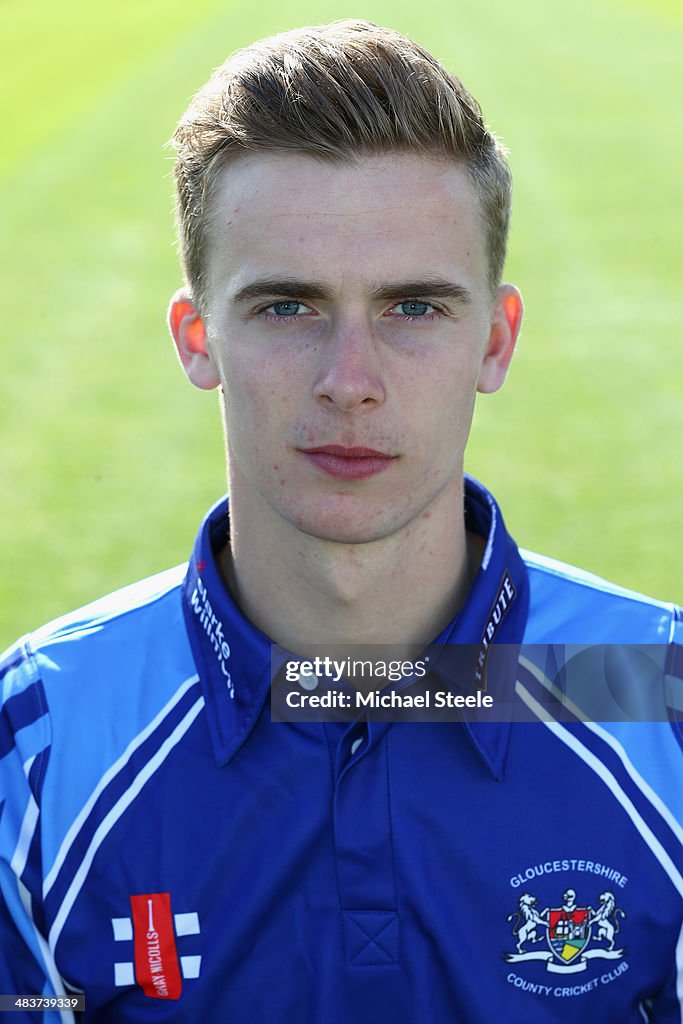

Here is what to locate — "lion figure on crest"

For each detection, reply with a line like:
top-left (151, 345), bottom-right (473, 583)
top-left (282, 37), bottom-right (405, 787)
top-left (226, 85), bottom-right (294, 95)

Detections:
top-left (589, 891), bottom-right (625, 951)
top-left (507, 894), bottom-right (549, 954)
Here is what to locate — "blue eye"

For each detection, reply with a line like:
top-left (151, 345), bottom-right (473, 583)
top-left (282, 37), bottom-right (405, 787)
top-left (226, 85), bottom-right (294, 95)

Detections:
top-left (383, 300), bottom-right (442, 324)
top-left (400, 301), bottom-right (430, 316)
top-left (271, 301), bottom-right (302, 316)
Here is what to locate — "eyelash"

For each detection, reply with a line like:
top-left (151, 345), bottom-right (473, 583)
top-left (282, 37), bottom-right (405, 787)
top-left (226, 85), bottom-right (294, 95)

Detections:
top-left (260, 304), bottom-right (315, 324)
top-left (257, 301), bottom-right (445, 325)
top-left (388, 308), bottom-right (442, 324)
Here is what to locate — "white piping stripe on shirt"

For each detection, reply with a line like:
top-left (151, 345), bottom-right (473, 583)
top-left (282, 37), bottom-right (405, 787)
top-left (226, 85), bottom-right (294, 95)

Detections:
top-left (17, 878), bottom-right (76, 1024)
top-left (518, 653), bottom-right (592, 721)
top-left (520, 655), bottom-right (683, 848)
top-left (481, 494), bottom-right (496, 571)
top-left (43, 674), bottom-right (199, 898)
top-left (583, 720), bottom-right (683, 847)
top-left (48, 695), bottom-right (205, 953)
top-left (10, 755), bottom-right (38, 879)
top-left (516, 682), bottom-right (683, 900)
top-left (11, 795), bottom-right (39, 881)
top-left (668, 614), bottom-right (679, 646)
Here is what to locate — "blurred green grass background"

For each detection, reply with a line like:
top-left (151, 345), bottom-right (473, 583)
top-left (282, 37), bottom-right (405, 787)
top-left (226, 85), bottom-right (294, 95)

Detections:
top-left (1, 0), bottom-right (681, 647)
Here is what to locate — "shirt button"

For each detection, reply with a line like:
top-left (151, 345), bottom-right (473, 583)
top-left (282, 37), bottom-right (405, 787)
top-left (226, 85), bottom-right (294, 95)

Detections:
top-left (298, 670), bottom-right (318, 691)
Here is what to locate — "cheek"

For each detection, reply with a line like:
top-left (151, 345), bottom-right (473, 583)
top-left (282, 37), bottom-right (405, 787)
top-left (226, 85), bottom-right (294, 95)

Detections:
top-left (413, 360), bottom-right (480, 433)
top-left (221, 331), bottom-right (318, 407)
top-left (405, 368), bottom-right (480, 484)
top-left (220, 353), bottom-right (294, 449)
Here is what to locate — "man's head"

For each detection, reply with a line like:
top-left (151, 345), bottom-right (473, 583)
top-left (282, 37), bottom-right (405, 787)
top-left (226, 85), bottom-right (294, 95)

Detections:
top-left (167, 24), bottom-right (523, 551)
top-left (171, 19), bottom-right (512, 311)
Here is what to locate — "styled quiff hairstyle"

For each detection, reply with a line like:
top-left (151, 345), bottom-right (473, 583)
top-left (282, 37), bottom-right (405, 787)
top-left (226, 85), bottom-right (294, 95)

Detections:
top-left (171, 20), bottom-right (512, 308)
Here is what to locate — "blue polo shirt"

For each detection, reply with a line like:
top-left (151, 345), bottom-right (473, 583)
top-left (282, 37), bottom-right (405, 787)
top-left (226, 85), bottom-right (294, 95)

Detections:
top-left (1, 478), bottom-right (681, 1022)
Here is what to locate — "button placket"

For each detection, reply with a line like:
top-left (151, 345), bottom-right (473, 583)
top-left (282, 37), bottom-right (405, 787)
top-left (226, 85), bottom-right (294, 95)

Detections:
top-left (332, 729), bottom-right (399, 966)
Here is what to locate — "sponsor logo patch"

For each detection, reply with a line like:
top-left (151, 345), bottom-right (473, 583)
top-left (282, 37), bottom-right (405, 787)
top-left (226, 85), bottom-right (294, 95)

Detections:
top-left (190, 575), bottom-right (234, 697)
top-left (111, 893), bottom-right (201, 999)
top-left (475, 570), bottom-right (516, 689)
top-left (130, 893), bottom-right (182, 999)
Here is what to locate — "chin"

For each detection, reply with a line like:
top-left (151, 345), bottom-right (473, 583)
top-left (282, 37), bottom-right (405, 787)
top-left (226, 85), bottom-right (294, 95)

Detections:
top-left (285, 501), bottom-right (407, 546)
top-left (296, 523), bottom-right (388, 546)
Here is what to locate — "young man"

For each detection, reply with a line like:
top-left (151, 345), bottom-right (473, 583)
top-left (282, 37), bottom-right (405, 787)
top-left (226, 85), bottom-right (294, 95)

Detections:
top-left (1, 20), bottom-right (681, 1023)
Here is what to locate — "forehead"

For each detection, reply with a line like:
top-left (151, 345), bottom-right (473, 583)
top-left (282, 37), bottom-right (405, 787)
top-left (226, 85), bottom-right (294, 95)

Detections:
top-left (204, 152), bottom-right (489, 296)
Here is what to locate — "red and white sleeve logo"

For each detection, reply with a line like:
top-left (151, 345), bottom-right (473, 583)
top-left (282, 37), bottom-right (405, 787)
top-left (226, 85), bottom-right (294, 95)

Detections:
top-left (111, 892), bottom-right (201, 999)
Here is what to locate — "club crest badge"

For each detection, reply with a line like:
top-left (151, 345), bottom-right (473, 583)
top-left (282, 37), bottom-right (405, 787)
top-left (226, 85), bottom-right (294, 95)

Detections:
top-left (505, 888), bottom-right (625, 974)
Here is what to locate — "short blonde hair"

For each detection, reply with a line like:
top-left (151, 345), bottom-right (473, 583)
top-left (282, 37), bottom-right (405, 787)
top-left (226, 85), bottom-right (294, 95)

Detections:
top-left (171, 20), bottom-right (512, 306)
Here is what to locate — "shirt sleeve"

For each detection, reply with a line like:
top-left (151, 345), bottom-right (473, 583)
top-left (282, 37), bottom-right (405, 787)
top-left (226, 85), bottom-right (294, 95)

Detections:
top-left (0, 642), bottom-right (74, 1023)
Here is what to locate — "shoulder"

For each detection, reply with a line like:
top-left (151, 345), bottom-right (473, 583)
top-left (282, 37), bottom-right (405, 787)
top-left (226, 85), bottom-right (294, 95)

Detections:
top-left (520, 548), bottom-right (681, 645)
top-left (517, 552), bottom-right (683, 833)
top-left (2, 563), bottom-right (190, 692)
top-left (0, 565), bottom-right (200, 849)
top-left (26, 563), bottom-right (190, 649)
top-left (1, 562), bottom-right (196, 719)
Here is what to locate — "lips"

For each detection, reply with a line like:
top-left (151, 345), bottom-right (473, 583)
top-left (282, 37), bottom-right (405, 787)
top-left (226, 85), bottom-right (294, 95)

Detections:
top-left (305, 445), bottom-right (388, 458)
top-left (300, 445), bottom-right (396, 481)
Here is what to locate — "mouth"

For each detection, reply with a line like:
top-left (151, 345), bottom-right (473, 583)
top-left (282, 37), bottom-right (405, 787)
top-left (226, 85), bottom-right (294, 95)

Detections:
top-left (299, 445), bottom-right (397, 481)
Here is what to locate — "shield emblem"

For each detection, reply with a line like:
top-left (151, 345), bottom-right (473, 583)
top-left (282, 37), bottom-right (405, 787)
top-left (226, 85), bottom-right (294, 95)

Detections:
top-left (547, 907), bottom-right (591, 964)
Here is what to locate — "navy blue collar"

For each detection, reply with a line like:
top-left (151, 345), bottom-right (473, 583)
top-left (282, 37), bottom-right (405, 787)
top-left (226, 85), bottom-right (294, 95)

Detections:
top-left (181, 476), bottom-right (529, 778)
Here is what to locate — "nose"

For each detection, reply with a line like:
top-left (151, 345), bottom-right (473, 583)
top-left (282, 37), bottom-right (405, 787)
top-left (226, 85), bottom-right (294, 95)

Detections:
top-left (313, 319), bottom-right (386, 413)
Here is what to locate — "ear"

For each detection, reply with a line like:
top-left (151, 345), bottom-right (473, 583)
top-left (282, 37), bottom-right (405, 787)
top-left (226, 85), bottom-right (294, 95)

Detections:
top-left (167, 288), bottom-right (221, 391)
top-left (477, 285), bottom-right (523, 394)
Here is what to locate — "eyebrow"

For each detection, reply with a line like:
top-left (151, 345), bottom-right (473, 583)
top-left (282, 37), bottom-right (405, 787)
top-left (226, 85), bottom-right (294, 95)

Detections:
top-left (233, 278), bottom-right (334, 305)
top-left (372, 280), bottom-right (473, 305)
top-left (232, 277), bottom-right (473, 306)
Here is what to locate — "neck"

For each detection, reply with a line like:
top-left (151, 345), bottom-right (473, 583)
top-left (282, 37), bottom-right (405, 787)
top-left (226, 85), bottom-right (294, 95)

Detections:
top-left (220, 474), bottom-right (480, 659)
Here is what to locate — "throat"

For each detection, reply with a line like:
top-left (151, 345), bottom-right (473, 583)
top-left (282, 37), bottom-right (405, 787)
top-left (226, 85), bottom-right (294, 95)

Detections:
top-left (219, 518), bottom-right (480, 654)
